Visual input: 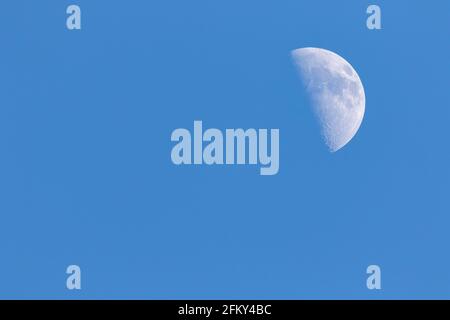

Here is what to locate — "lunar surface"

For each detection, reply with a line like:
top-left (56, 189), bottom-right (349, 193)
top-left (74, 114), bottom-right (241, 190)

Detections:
top-left (291, 47), bottom-right (366, 152)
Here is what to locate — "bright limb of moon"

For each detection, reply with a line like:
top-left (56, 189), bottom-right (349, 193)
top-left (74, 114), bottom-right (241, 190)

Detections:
top-left (291, 47), bottom-right (365, 152)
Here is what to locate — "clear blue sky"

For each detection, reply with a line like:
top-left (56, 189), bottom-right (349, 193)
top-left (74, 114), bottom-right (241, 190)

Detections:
top-left (0, 0), bottom-right (449, 299)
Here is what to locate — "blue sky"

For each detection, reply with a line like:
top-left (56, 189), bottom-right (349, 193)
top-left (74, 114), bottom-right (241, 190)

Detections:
top-left (0, 0), bottom-right (449, 299)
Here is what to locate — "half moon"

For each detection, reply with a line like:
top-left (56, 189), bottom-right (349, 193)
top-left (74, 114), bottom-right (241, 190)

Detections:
top-left (291, 47), bottom-right (365, 152)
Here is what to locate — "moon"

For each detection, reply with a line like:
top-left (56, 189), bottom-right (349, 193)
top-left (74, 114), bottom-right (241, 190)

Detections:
top-left (291, 47), bottom-right (365, 152)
